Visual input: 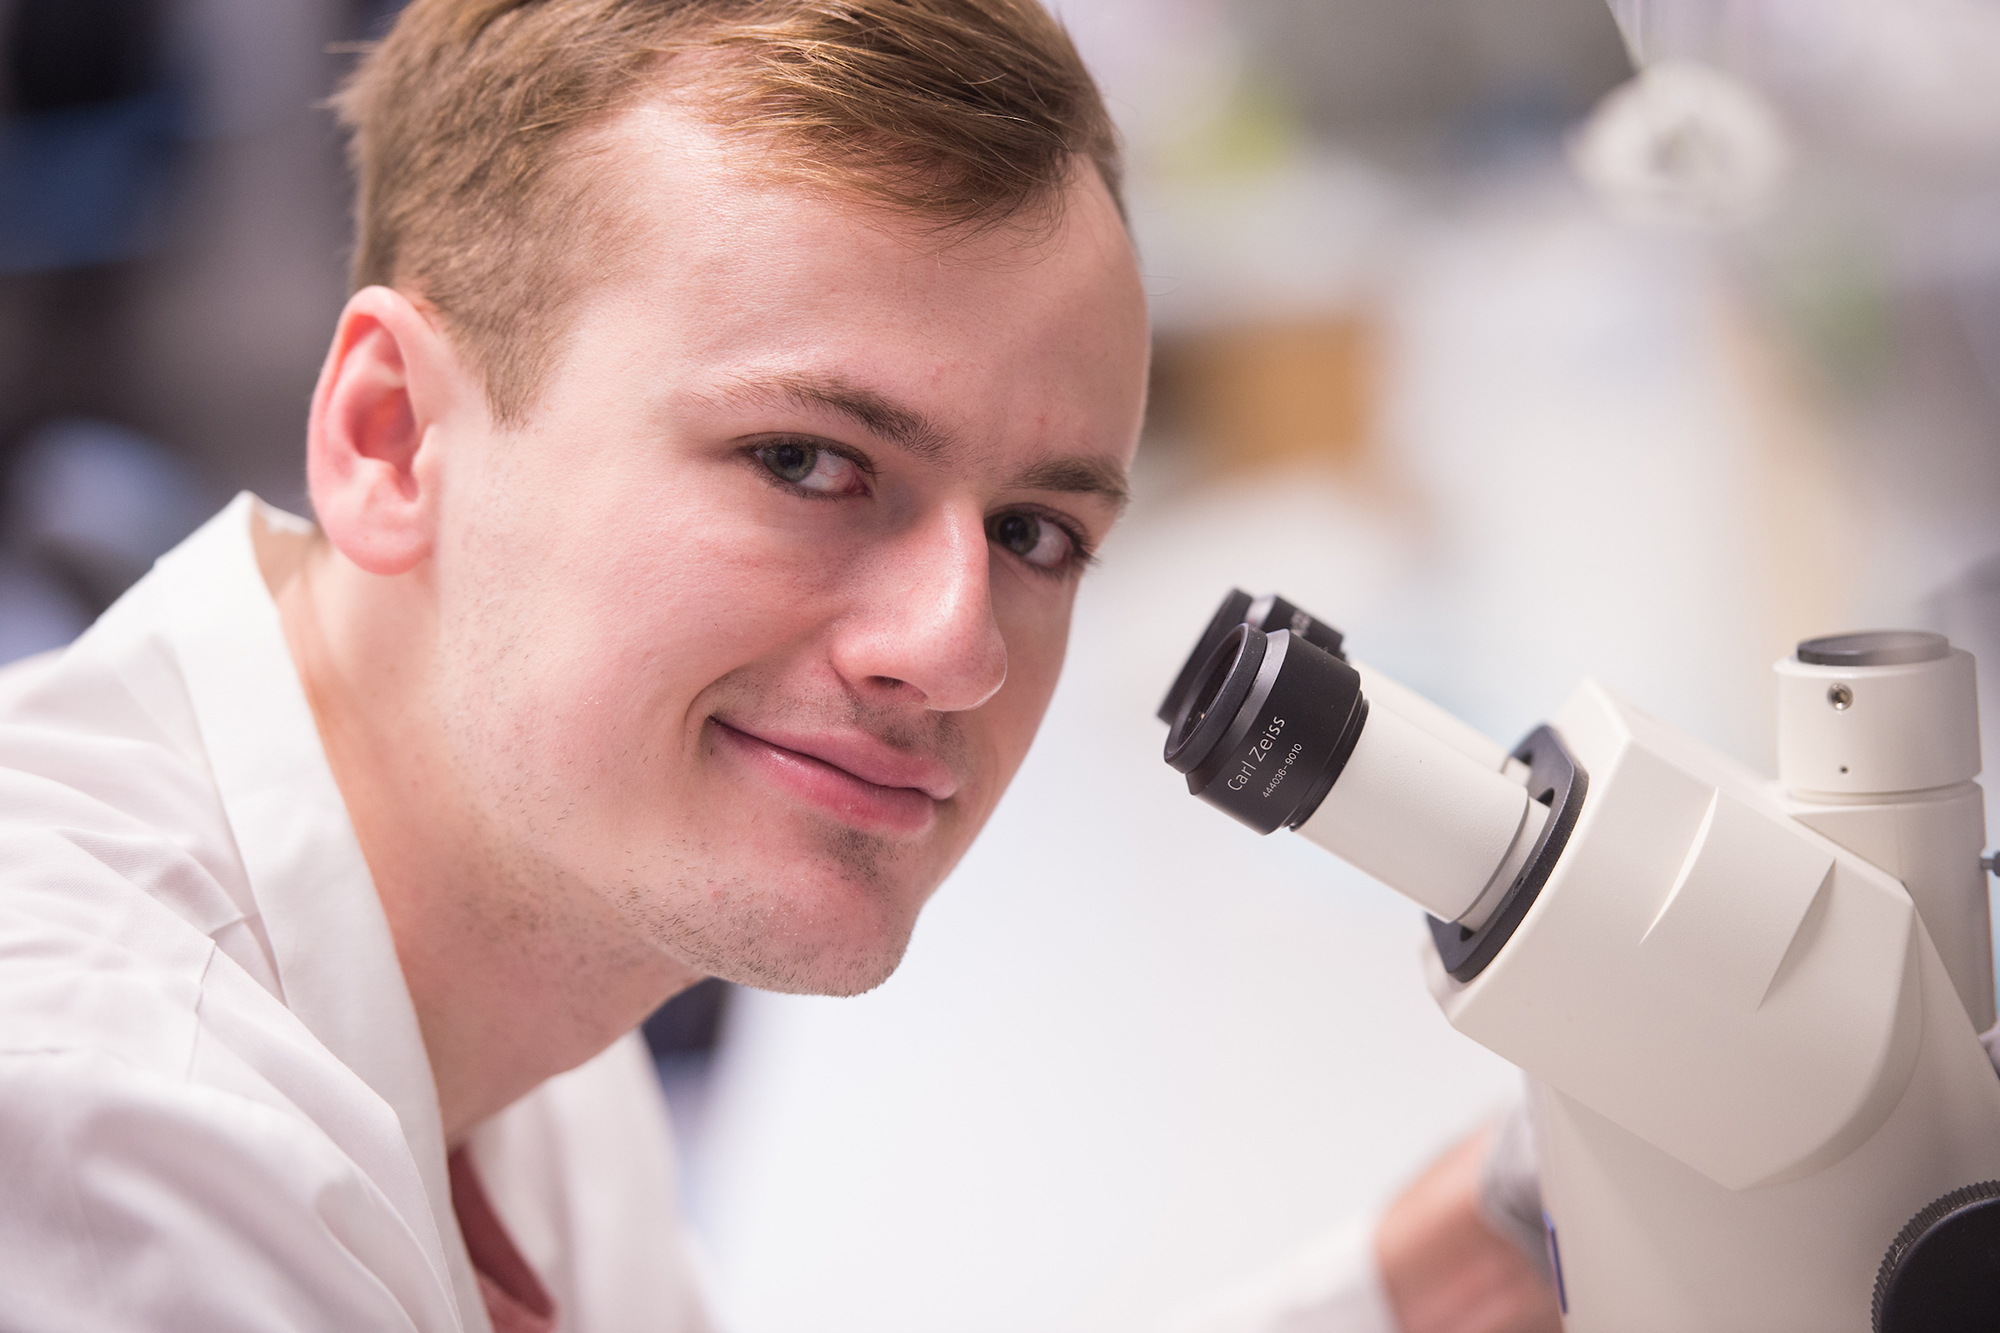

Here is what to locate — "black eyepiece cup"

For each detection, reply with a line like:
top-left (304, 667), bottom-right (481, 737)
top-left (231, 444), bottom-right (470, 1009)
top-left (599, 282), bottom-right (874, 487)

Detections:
top-left (1157, 589), bottom-right (1349, 725)
top-left (1246, 592), bottom-right (1348, 662)
top-left (1157, 590), bottom-right (1256, 723)
top-left (1163, 625), bottom-right (1368, 835)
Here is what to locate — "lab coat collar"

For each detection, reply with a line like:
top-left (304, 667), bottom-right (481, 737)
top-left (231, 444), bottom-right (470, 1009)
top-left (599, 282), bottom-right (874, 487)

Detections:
top-left (150, 493), bottom-right (491, 1333)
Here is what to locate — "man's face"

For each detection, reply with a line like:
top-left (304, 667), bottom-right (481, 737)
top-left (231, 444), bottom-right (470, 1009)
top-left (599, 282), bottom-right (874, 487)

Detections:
top-left (419, 102), bottom-right (1149, 996)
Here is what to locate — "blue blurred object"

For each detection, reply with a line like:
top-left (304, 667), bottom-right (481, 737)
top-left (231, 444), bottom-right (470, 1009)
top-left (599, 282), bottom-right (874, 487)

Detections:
top-left (644, 977), bottom-right (732, 1060)
top-left (0, 0), bottom-right (185, 275)
top-left (0, 550), bottom-right (88, 666)
top-left (6, 417), bottom-right (217, 609)
top-left (0, 92), bottom-right (183, 274)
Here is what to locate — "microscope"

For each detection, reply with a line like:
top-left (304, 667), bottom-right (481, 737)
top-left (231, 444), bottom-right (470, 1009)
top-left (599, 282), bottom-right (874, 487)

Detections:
top-left (1159, 592), bottom-right (2000, 1332)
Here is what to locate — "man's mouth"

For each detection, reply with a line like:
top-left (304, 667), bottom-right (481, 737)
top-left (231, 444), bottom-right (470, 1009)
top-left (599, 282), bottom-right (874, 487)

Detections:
top-left (708, 719), bottom-right (958, 837)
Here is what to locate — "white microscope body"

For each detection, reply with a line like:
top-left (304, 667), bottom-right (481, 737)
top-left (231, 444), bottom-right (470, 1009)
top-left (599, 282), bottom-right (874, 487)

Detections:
top-left (1160, 597), bottom-right (1999, 1332)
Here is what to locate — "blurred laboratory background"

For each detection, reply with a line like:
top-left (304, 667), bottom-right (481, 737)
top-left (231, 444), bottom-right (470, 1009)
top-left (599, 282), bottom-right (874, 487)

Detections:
top-left (6, 0), bottom-right (2000, 1330)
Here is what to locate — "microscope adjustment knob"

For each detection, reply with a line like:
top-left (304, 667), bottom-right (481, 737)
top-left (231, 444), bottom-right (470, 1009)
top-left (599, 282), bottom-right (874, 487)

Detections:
top-left (1874, 1180), bottom-right (2000, 1332)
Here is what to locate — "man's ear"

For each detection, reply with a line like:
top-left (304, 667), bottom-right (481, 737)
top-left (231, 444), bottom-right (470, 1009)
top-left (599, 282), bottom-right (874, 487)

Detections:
top-left (306, 286), bottom-right (468, 576)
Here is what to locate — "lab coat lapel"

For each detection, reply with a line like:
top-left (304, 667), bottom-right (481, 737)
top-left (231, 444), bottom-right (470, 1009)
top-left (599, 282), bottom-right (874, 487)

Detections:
top-left (152, 494), bottom-right (492, 1333)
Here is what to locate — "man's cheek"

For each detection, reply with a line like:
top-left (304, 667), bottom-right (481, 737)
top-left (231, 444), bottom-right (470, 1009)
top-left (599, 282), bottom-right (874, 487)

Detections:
top-left (1000, 614), bottom-right (1072, 734)
top-left (964, 687), bottom-right (1051, 813)
top-left (511, 651), bottom-right (699, 798)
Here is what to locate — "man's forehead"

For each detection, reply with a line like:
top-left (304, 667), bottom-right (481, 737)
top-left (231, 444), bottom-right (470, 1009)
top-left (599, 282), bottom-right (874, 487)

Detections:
top-left (568, 99), bottom-right (1147, 489)
top-left (597, 51), bottom-right (1124, 234)
top-left (596, 95), bottom-right (1131, 274)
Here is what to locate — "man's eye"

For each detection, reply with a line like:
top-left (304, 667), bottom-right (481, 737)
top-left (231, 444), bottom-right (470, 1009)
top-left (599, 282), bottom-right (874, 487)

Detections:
top-left (753, 441), bottom-right (864, 495)
top-left (987, 511), bottom-right (1077, 571)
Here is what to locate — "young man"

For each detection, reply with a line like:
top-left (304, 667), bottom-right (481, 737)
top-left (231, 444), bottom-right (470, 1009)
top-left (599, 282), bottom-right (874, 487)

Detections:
top-left (0, 2), bottom-right (1556, 1329)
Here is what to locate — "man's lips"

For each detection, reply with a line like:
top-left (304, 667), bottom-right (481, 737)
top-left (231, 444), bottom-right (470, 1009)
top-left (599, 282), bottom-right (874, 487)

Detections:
top-left (709, 719), bottom-right (959, 836)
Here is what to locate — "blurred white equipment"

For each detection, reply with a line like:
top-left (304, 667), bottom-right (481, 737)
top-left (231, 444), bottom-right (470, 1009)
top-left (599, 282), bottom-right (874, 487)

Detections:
top-left (1161, 593), bottom-right (2000, 1332)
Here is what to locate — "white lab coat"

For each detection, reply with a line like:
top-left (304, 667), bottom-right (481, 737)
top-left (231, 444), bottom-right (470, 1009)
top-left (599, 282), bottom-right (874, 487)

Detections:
top-left (0, 494), bottom-right (1392, 1333)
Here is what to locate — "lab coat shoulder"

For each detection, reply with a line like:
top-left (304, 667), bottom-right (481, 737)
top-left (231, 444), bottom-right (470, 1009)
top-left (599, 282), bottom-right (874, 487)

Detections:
top-left (0, 1040), bottom-right (461, 1332)
top-left (0, 615), bottom-right (472, 1332)
top-left (0, 597), bottom-right (278, 990)
top-left (0, 821), bottom-right (466, 1332)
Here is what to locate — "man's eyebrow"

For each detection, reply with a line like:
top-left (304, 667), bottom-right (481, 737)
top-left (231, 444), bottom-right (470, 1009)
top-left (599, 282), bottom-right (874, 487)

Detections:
top-left (716, 371), bottom-right (1129, 509)
top-left (1014, 455), bottom-right (1131, 511)
top-left (726, 372), bottom-right (952, 462)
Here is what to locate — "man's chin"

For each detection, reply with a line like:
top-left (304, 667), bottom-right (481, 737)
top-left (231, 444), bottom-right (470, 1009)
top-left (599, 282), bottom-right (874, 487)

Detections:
top-left (613, 800), bottom-right (959, 995)
top-left (696, 927), bottom-right (913, 998)
top-left (647, 866), bottom-right (929, 998)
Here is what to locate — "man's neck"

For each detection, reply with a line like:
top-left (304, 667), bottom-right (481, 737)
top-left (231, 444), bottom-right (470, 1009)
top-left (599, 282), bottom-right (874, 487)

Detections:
top-left (275, 539), bottom-right (701, 1142)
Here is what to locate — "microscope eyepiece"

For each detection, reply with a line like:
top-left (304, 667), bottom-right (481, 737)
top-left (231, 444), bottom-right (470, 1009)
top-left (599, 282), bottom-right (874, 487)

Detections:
top-left (1156, 589), bottom-right (1349, 724)
top-left (1158, 589), bottom-right (1585, 972)
top-left (1164, 622), bottom-right (1262, 774)
top-left (1157, 591), bottom-right (1257, 725)
top-left (1162, 622), bottom-right (1367, 835)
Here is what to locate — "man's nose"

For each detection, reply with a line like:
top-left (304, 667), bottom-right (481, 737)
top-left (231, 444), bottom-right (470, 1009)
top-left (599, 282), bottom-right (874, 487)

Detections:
top-left (831, 504), bottom-right (1007, 713)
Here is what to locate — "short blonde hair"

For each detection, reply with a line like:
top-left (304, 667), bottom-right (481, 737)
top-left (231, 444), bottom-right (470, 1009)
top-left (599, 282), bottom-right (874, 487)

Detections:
top-left (334, 0), bottom-right (1122, 424)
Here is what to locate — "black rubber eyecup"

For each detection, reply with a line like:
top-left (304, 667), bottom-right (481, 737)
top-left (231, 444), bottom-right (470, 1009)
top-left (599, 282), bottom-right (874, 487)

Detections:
top-left (1158, 590), bottom-right (1256, 724)
top-left (1165, 625), bottom-right (1367, 835)
top-left (1166, 623), bottom-right (1264, 775)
